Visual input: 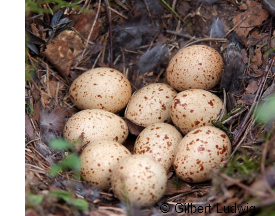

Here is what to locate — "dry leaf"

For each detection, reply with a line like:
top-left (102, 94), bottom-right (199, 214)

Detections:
top-left (164, 176), bottom-right (192, 196)
top-left (56, 30), bottom-right (85, 64)
top-left (233, 4), bottom-right (269, 41)
top-left (25, 112), bottom-right (34, 139)
top-left (245, 80), bottom-right (258, 94)
top-left (73, 11), bottom-right (101, 42)
top-left (42, 39), bottom-right (73, 77)
top-left (252, 48), bottom-right (262, 66)
top-left (241, 49), bottom-right (248, 64)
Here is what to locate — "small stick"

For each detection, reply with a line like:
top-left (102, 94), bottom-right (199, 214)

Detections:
top-left (219, 172), bottom-right (270, 198)
top-left (184, 38), bottom-right (228, 48)
top-left (223, 15), bottom-right (250, 38)
top-left (92, 50), bottom-right (102, 69)
top-left (79, 0), bottom-right (101, 62)
top-left (104, 0), bottom-right (113, 68)
top-left (166, 30), bottom-right (195, 39)
top-left (108, 6), bottom-right (128, 19)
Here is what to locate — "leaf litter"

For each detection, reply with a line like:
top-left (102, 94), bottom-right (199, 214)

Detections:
top-left (25, 0), bottom-right (275, 215)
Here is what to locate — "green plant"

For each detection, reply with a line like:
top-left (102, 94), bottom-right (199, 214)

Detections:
top-left (48, 139), bottom-right (81, 178)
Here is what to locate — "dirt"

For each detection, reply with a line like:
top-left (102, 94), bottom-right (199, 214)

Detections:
top-left (25, 0), bottom-right (275, 215)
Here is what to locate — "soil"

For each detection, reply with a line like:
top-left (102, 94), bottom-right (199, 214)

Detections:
top-left (25, 0), bottom-right (275, 215)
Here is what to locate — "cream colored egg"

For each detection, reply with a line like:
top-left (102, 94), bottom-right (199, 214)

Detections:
top-left (166, 45), bottom-right (223, 91)
top-left (111, 155), bottom-right (167, 207)
top-left (69, 67), bottom-right (132, 113)
top-left (134, 123), bottom-right (182, 170)
top-left (63, 109), bottom-right (128, 147)
top-left (80, 140), bottom-right (131, 190)
top-left (170, 89), bottom-right (224, 134)
top-left (174, 126), bottom-right (231, 183)
top-left (125, 83), bottom-right (177, 127)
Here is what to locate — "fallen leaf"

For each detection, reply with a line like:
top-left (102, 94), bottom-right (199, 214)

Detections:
top-left (123, 118), bottom-right (145, 136)
top-left (262, 83), bottom-right (275, 100)
top-left (25, 112), bottom-right (34, 139)
top-left (252, 48), bottom-right (262, 66)
top-left (241, 49), bottom-right (248, 64)
top-left (245, 80), bottom-right (258, 94)
top-left (239, 94), bottom-right (255, 105)
top-left (42, 39), bottom-right (73, 77)
top-left (233, 4), bottom-right (269, 41)
top-left (164, 176), bottom-right (192, 196)
top-left (56, 30), bottom-right (85, 64)
top-left (73, 11), bottom-right (101, 42)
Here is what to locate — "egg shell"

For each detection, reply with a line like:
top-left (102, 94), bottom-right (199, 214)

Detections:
top-left (63, 109), bottom-right (128, 147)
top-left (174, 126), bottom-right (231, 183)
top-left (134, 123), bottom-right (182, 170)
top-left (111, 155), bottom-right (167, 207)
top-left (170, 89), bottom-right (224, 134)
top-left (125, 83), bottom-right (177, 127)
top-left (80, 140), bottom-right (131, 190)
top-left (69, 67), bottom-right (132, 113)
top-left (166, 45), bottom-right (224, 91)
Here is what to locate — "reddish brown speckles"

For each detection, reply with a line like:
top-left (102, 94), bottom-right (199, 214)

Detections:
top-left (208, 100), bottom-right (214, 106)
top-left (190, 110), bottom-right (194, 113)
top-left (174, 99), bottom-right (181, 108)
top-left (182, 94), bottom-right (187, 97)
top-left (72, 87), bottom-right (76, 91)
top-left (220, 134), bottom-right (226, 138)
top-left (193, 129), bottom-right (202, 134)
top-left (164, 134), bottom-right (169, 139)
top-left (194, 120), bottom-right (200, 126)
top-left (198, 146), bottom-right (205, 151)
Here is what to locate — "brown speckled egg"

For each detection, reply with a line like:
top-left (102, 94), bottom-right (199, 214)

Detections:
top-left (125, 83), bottom-right (177, 127)
top-left (170, 89), bottom-right (224, 134)
top-left (63, 109), bottom-right (128, 148)
top-left (134, 123), bottom-right (182, 171)
top-left (111, 155), bottom-right (167, 207)
top-left (69, 67), bottom-right (132, 113)
top-left (80, 140), bottom-right (131, 190)
top-left (166, 45), bottom-right (223, 91)
top-left (174, 126), bottom-right (231, 183)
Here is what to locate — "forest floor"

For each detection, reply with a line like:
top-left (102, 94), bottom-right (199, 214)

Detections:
top-left (25, 0), bottom-right (275, 215)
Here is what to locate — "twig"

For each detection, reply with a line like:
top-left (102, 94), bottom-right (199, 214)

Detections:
top-left (223, 15), bottom-right (250, 38)
top-left (233, 58), bottom-right (274, 146)
top-left (184, 38), bottom-right (228, 48)
top-left (261, 137), bottom-right (275, 195)
top-left (156, 0), bottom-right (179, 22)
top-left (219, 172), bottom-right (270, 198)
top-left (79, 0), bottom-right (101, 61)
top-left (92, 50), bottom-right (102, 69)
top-left (166, 30), bottom-right (195, 39)
top-left (104, 0), bottom-right (113, 68)
top-left (108, 6), bottom-right (128, 19)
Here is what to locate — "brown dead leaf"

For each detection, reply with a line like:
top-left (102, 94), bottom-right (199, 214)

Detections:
top-left (73, 11), bottom-right (101, 42)
top-left (233, 4), bottom-right (268, 41)
top-left (164, 176), bottom-right (192, 196)
top-left (55, 30), bottom-right (85, 64)
top-left (123, 118), bottom-right (145, 136)
top-left (241, 49), bottom-right (248, 64)
top-left (42, 39), bottom-right (73, 77)
top-left (252, 48), bottom-right (262, 66)
top-left (32, 101), bottom-right (41, 123)
top-left (25, 112), bottom-right (34, 139)
top-left (245, 80), bottom-right (258, 94)
top-left (48, 80), bottom-right (58, 98)
top-left (239, 94), bottom-right (255, 105)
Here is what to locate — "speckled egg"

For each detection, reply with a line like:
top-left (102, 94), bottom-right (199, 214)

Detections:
top-left (170, 89), bottom-right (224, 134)
top-left (69, 67), bottom-right (132, 113)
top-left (166, 45), bottom-right (224, 91)
top-left (134, 123), bottom-right (182, 171)
top-left (80, 140), bottom-right (131, 190)
top-left (63, 109), bottom-right (128, 148)
top-left (111, 155), bottom-right (167, 207)
top-left (174, 126), bottom-right (231, 183)
top-left (125, 83), bottom-right (177, 127)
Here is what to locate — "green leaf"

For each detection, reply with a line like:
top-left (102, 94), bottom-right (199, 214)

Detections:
top-left (69, 198), bottom-right (89, 210)
top-left (256, 97), bottom-right (275, 123)
top-left (49, 164), bottom-right (62, 176)
top-left (49, 190), bottom-right (89, 210)
top-left (26, 194), bottom-right (44, 206)
top-left (49, 139), bottom-right (71, 150)
top-left (62, 154), bottom-right (81, 171)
